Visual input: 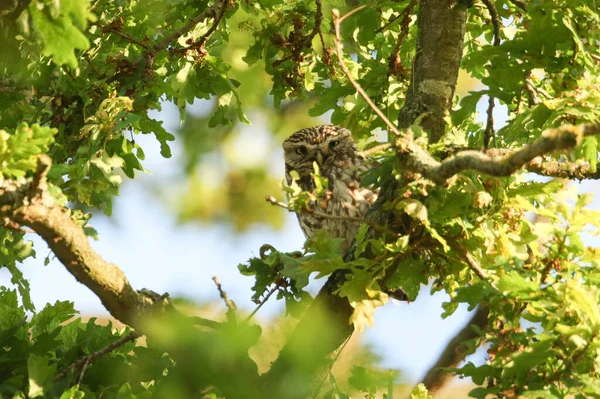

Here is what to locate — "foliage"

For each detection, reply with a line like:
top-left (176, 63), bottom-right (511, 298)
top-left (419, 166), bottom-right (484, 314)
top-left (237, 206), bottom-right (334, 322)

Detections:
top-left (1, 0), bottom-right (600, 398)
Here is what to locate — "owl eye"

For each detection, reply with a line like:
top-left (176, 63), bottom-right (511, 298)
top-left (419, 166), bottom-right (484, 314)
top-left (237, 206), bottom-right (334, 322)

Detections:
top-left (328, 140), bottom-right (339, 149)
top-left (296, 145), bottom-right (308, 155)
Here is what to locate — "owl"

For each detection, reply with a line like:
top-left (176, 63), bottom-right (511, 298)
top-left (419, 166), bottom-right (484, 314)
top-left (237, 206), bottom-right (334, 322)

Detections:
top-left (283, 125), bottom-right (378, 250)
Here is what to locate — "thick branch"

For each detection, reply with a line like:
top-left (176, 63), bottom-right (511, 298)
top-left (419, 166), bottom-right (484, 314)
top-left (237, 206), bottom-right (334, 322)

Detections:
top-left (399, 123), bottom-right (600, 184)
top-left (397, 0), bottom-right (468, 141)
top-left (526, 158), bottom-right (600, 180)
top-left (0, 156), bottom-right (167, 327)
top-left (421, 305), bottom-right (489, 394)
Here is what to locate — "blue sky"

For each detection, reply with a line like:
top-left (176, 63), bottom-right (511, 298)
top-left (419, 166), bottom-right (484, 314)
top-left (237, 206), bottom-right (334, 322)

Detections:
top-left (3, 97), bottom-right (599, 384)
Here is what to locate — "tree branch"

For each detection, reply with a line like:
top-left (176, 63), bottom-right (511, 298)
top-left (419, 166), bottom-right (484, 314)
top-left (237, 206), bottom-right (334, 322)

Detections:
top-left (526, 158), bottom-right (600, 180)
top-left (100, 24), bottom-right (150, 49)
top-left (212, 275), bottom-right (237, 312)
top-left (420, 305), bottom-right (489, 394)
top-left (170, 0), bottom-right (229, 55)
top-left (0, 156), bottom-right (168, 327)
top-left (442, 146), bottom-right (600, 180)
top-left (398, 123), bottom-right (600, 184)
top-left (447, 240), bottom-right (489, 280)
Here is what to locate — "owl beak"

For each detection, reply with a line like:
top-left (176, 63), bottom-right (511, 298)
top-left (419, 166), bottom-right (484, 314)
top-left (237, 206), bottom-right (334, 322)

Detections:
top-left (316, 151), bottom-right (324, 165)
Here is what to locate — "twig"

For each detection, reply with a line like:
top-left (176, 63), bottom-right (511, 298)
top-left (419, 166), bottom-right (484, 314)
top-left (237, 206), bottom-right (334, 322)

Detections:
top-left (107, 1), bottom-right (226, 84)
top-left (483, 95), bottom-right (497, 149)
top-left (265, 195), bottom-right (398, 237)
top-left (360, 142), bottom-right (393, 157)
top-left (151, 1), bottom-right (224, 53)
top-left (54, 331), bottom-right (140, 382)
top-left (5, 0), bottom-right (32, 21)
top-left (523, 72), bottom-right (541, 106)
top-left (29, 154), bottom-right (51, 199)
top-left (386, 0), bottom-right (417, 79)
top-left (2, 218), bottom-right (35, 233)
top-left (508, 0), bottom-right (527, 11)
top-left (212, 275), bottom-right (237, 312)
top-left (421, 305), bottom-right (489, 394)
top-left (377, 7), bottom-right (407, 33)
top-left (300, 0), bottom-right (325, 48)
top-left (481, 0), bottom-right (500, 149)
top-left (191, 316), bottom-right (222, 329)
top-left (312, 0), bottom-right (332, 70)
top-left (448, 240), bottom-right (489, 280)
top-left (523, 71), bottom-right (552, 107)
top-left (102, 26), bottom-right (150, 49)
top-left (199, 0), bottom-right (228, 48)
top-left (332, 7), bottom-right (402, 136)
top-left (244, 285), bottom-right (278, 323)
top-left (76, 358), bottom-right (91, 387)
top-left (172, 0), bottom-right (229, 54)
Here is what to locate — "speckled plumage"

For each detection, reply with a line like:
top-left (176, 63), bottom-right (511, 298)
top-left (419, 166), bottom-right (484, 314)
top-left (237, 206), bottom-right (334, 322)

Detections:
top-left (283, 125), bottom-right (378, 249)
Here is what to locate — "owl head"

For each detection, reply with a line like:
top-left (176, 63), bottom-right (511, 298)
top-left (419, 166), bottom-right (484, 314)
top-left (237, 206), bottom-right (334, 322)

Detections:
top-left (283, 125), bottom-right (359, 186)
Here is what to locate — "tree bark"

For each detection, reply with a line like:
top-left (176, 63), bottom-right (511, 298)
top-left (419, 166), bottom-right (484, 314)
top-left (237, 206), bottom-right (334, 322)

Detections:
top-left (398, 0), bottom-right (468, 141)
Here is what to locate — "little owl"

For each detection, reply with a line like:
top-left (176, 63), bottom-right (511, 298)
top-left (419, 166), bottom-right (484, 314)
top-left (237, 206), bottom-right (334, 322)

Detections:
top-left (283, 125), bottom-right (378, 249)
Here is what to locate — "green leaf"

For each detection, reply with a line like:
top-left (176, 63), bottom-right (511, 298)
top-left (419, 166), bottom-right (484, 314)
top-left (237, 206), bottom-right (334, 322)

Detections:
top-left (138, 116), bottom-right (175, 158)
top-left (27, 354), bottom-right (56, 398)
top-left (410, 383), bottom-right (432, 399)
top-left (581, 136), bottom-right (598, 173)
top-left (388, 259), bottom-right (428, 301)
top-left (517, 390), bottom-right (561, 399)
top-left (303, 229), bottom-right (344, 259)
top-left (59, 387), bottom-right (85, 399)
top-left (356, 8), bottom-right (380, 44)
top-left (336, 270), bottom-right (387, 331)
top-left (348, 366), bottom-right (378, 394)
top-left (30, 301), bottom-right (77, 338)
top-left (565, 279), bottom-right (600, 329)
top-left (397, 199), bottom-right (428, 222)
top-left (501, 338), bottom-right (554, 378)
top-left (496, 271), bottom-right (540, 299)
top-left (29, 0), bottom-right (94, 68)
top-left (455, 362), bottom-right (494, 385)
top-left (300, 255), bottom-right (345, 278)
top-left (0, 229), bottom-right (36, 311)
top-left (0, 123), bottom-right (56, 179)
top-left (278, 254), bottom-right (310, 290)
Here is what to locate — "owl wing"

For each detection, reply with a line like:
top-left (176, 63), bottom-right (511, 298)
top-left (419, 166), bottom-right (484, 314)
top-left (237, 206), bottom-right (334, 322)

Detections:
top-left (323, 160), bottom-right (378, 248)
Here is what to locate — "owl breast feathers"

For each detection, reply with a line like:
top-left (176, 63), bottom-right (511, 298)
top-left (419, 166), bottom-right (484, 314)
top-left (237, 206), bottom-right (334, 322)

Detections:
top-left (283, 125), bottom-right (378, 250)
